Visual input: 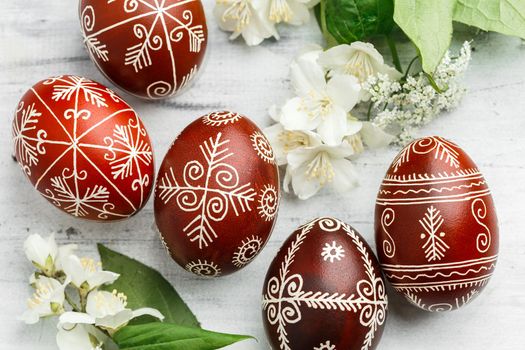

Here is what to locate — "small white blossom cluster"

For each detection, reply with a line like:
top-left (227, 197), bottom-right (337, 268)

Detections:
top-left (264, 42), bottom-right (398, 199)
top-left (214, 0), bottom-right (319, 46)
top-left (366, 41), bottom-right (472, 145)
top-left (21, 234), bottom-right (163, 350)
top-left (264, 41), bottom-right (471, 199)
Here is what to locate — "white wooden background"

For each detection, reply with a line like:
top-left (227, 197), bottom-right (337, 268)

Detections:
top-left (1, 1), bottom-right (524, 349)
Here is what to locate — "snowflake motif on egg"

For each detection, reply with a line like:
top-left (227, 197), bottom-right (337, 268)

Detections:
top-left (314, 340), bottom-right (336, 350)
top-left (185, 259), bottom-right (221, 277)
top-left (250, 131), bottom-right (275, 164)
top-left (321, 241), bottom-right (345, 263)
top-left (257, 184), bottom-right (278, 221)
top-left (202, 111), bottom-right (242, 126)
top-left (232, 235), bottom-right (264, 268)
top-left (12, 75), bottom-right (153, 220)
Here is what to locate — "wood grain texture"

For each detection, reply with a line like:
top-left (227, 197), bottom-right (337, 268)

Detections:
top-left (0, 1), bottom-right (524, 349)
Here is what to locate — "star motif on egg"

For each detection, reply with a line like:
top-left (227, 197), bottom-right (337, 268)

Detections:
top-left (321, 241), bottom-right (345, 263)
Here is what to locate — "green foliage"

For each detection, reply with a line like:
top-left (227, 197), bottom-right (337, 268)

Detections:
top-left (321, 0), bottom-right (395, 44)
top-left (393, 1), bottom-right (456, 74)
top-left (97, 244), bottom-right (200, 328)
top-left (453, 0), bottom-right (525, 38)
top-left (114, 323), bottom-right (253, 350)
top-left (318, 0), bottom-right (525, 75)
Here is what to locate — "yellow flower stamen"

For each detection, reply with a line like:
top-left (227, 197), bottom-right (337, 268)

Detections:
top-left (300, 92), bottom-right (334, 120)
top-left (80, 257), bottom-right (102, 273)
top-left (279, 130), bottom-right (312, 153)
top-left (219, 0), bottom-right (252, 32)
top-left (269, 0), bottom-right (292, 23)
top-left (305, 152), bottom-right (334, 186)
top-left (345, 51), bottom-right (375, 82)
top-left (28, 280), bottom-right (53, 309)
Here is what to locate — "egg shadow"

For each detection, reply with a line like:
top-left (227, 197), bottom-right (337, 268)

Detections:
top-left (385, 282), bottom-right (436, 322)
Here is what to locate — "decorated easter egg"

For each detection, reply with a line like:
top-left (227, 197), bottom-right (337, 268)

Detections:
top-left (154, 111), bottom-right (280, 277)
top-left (262, 217), bottom-right (388, 350)
top-left (79, 0), bottom-right (208, 99)
top-left (12, 75), bottom-right (154, 221)
top-left (375, 136), bottom-right (499, 312)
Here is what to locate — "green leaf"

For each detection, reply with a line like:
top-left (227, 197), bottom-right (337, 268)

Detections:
top-left (323, 0), bottom-right (395, 44)
top-left (453, 0), bottom-right (525, 38)
top-left (114, 323), bottom-right (253, 350)
top-left (97, 244), bottom-right (200, 328)
top-left (394, 0), bottom-right (456, 73)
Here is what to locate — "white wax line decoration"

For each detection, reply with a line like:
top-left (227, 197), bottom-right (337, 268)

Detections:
top-left (419, 206), bottom-right (450, 262)
top-left (262, 218), bottom-right (387, 350)
top-left (17, 76), bottom-right (152, 219)
top-left (81, 0), bottom-right (205, 98)
top-left (157, 132), bottom-right (256, 249)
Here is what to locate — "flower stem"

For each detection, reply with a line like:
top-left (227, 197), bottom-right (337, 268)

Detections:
top-left (367, 102), bottom-right (374, 121)
top-left (65, 292), bottom-right (81, 312)
top-left (386, 35), bottom-right (403, 73)
top-left (319, 0), bottom-right (338, 47)
top-left (402, 56), bottom-right (419, 81)
top-left (424, 72), bottom-right (445, 93)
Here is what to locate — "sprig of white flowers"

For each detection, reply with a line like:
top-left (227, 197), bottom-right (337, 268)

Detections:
top-left (264, 41), bottom-right (472, 199)
top-left (21, 234), bottom-right (164, 350)
top-left (214, 0), bottom-right (319, 45)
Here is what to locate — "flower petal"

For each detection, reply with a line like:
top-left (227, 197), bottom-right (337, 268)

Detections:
top-left (326, 74), bottom-right (361, 111)
top-left (290, 164), bottom-right (322, 200)
top-left (95, 309), bottom-right (134, 332)
top-left (330, 158), bottom-right (359, 193)
top-left (87, 271), bottom-right (120, 290)
top-left (57, 324), bottom-right (103, 350)
top-left (318, 44), bottom-right (353, 72)
top-left (360, 122), bottom-right (394, 148)
top-left (290, 54), bottom-right (325, 96)
top-left (280, 97), bottom-right (320, 131)
top-left (59, 312), bottom-right (96, 328)
top-left (317, 105), bottom-right (348, 145)
top-left (131, 307), bottom-right (164, 321)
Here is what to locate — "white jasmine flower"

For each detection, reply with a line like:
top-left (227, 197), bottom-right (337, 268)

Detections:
top-left (264, 124), bottom-right (322, 165)
top-left (24, 233), bottom-right (77, 276)
top-left (280, 52), bottom-right (361, 145)
top-left (319, 42), bottom-right (401, 101)
top-left (214, 0), bottom-right (279, 46)
top-left (57, 324), bottom-right (106, 350)
top-left (59, 290), bottom-right (163, 334)
top-left (319, 42), bottom-right (401, 82)
top-left (268, 0), bottom-right (319, 25)
top-left (264, 105), bottom-right (323, 165)
top-left (63, 255), bottom-right (119, 291)
top-left (20, 276), bottom-right (68, 324)
top-left (284, 142), bottom-right (358, 199)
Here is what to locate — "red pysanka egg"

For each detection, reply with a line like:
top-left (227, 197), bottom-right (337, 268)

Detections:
top-left (79, 0), bottom-right (208, 99)
top-left (154, 111), bottom-right (280, 277)
top-left (12, 75), bottom-right (154, 221)
top-left (262, 217), bottom-right (388, 350)
top-left (375, 136), bottom-right (499, 312)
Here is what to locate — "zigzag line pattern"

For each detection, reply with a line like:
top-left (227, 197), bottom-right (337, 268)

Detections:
top-left (379, 180), bottom-right (487, 196)
top-left (385, 263), bottom-right (496, 281)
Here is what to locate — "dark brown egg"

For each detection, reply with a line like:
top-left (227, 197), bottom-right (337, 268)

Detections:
top-left (154, 111), bottom-right (280, 277)
top-left (262, 217), bottom-right (387, 350)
